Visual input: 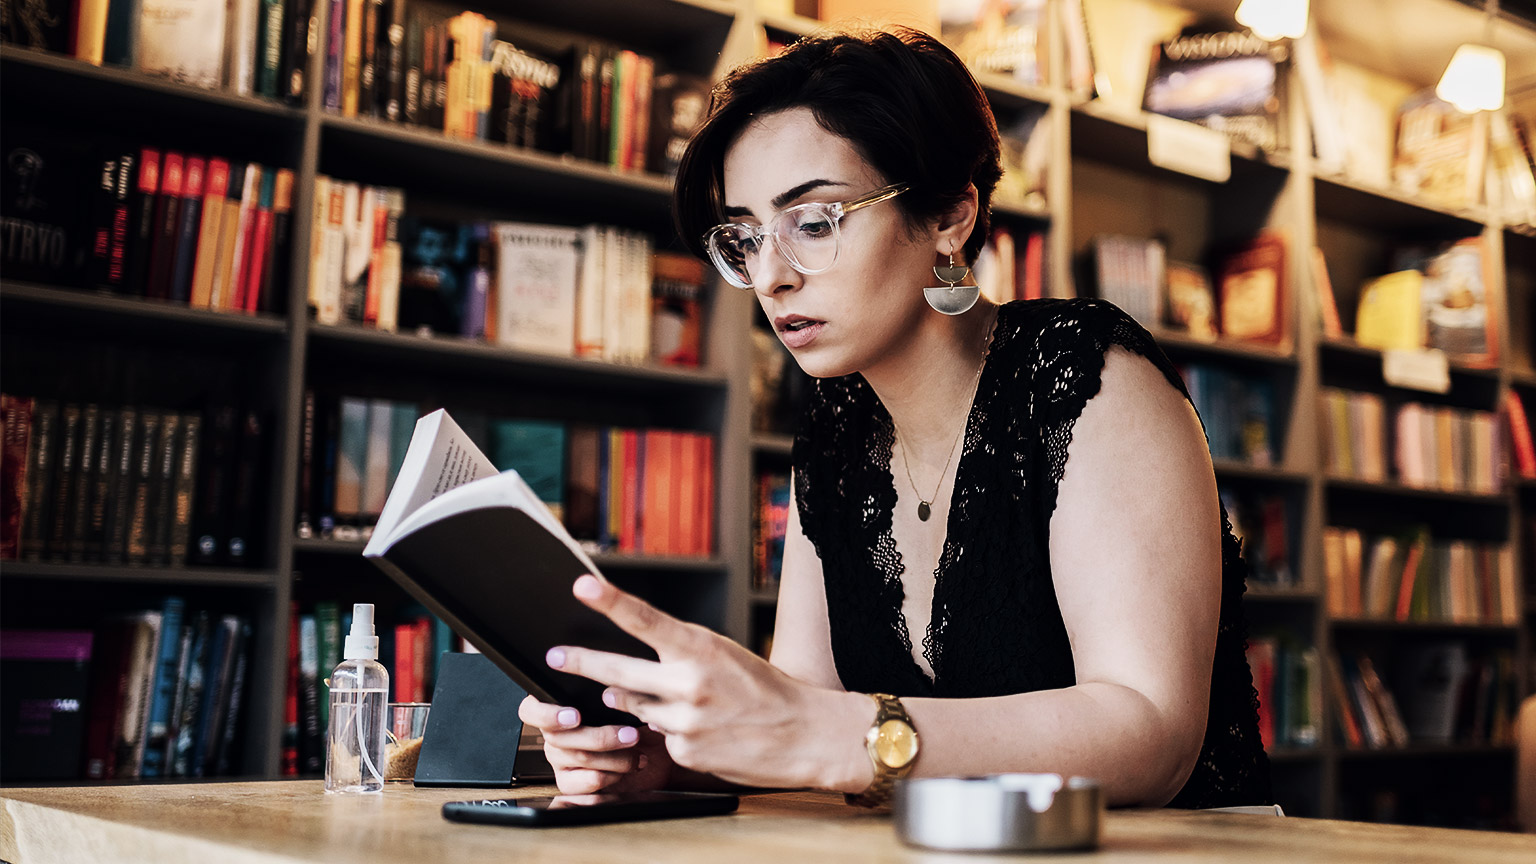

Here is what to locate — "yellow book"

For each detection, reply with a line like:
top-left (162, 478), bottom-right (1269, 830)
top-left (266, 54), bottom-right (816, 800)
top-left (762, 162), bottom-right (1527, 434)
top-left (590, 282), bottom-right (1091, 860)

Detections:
top-left (72, 0), bottom-right (110, 65)
top-left (189, 160), bottom-right (231, 309)
top-left (307, 176), bottom-right (331, 314)
top-left (1354, 269), bottom-right (1422, 351)
top-left (211, 197), bottom-right (243, 311)
top-left (343, 0), bottom-right (365, 117)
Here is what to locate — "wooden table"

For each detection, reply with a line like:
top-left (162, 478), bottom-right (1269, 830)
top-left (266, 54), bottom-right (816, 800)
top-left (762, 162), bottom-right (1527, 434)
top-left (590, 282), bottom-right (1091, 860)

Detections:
top-left (2, 781), bottom-right (1534, 864)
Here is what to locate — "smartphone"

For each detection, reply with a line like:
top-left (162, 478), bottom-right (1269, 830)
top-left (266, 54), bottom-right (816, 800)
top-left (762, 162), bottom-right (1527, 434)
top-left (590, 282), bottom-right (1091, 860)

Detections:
top-left (441, 790), bottom-right (740, 827)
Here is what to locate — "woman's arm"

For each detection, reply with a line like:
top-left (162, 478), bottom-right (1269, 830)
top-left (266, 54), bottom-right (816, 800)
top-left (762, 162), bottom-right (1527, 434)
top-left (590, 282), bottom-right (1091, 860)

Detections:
top-left (817, 345), bottom-right (1222, 806)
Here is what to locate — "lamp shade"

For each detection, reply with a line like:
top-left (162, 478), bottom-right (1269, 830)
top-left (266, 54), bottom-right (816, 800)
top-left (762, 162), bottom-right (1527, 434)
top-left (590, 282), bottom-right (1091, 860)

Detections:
top-left (1235, 0), bottom-right (1309, 41)
top-left (1435, 43), bottom-right (1506, 112)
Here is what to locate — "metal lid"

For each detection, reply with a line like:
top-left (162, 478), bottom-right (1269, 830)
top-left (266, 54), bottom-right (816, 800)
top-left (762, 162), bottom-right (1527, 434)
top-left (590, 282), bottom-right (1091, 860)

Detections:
top-left (893, 774), bottom-right (1103, 852)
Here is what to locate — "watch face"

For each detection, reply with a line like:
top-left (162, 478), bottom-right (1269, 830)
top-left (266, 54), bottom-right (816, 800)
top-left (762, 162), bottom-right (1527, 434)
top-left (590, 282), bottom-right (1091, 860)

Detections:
top-left (874, 719), bottom-right (918, 768)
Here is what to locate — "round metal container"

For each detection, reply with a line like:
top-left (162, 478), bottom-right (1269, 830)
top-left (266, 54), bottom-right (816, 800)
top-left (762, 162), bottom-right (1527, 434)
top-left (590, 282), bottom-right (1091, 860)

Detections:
top-left (893, 774), bottom-right (1103, 852)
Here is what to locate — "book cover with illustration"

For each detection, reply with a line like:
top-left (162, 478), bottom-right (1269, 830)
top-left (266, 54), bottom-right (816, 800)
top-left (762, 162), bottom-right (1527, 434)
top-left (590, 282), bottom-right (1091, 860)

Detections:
top-left (1143, 26), bottom-right (1288, 154)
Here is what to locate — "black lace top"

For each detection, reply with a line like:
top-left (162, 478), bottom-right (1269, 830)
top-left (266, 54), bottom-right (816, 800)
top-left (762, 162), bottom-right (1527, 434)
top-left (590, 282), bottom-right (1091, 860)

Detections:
top-left (792, 297), bottom-right (1271, 809)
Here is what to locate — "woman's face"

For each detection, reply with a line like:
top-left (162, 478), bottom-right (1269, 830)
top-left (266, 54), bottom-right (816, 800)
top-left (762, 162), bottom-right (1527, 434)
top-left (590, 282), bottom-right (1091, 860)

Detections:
top-left (721, 107), bottom-right (937, 378)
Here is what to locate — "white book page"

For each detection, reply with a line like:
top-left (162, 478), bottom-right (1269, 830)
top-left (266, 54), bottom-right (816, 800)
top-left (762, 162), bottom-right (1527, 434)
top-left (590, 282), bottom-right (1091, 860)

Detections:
top-left (363, 409), bottom-right (498, 556)
top-left (376, 468), bottom-right (602, 580)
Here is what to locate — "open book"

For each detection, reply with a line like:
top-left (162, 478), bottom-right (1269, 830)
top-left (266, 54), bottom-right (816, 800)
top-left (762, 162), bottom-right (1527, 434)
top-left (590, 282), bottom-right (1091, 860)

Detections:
top-left (363, 409), bottom-right (652, 728)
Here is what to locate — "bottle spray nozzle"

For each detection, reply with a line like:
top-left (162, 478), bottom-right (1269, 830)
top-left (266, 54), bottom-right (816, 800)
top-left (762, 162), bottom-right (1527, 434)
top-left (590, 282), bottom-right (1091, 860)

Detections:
top-left (343, 602), bottom-right (380, 660)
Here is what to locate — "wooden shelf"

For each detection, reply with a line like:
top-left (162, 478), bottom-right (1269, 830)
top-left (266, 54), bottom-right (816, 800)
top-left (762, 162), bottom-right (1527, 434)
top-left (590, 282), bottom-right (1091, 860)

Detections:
top-left (1150, 329), bottom-right (1298, 367)
top-left (1317, 338), bottom-right (1503, 386)
top-left (1509, 368), bottom-right (1536, 389)
top-left (991, 197), bottom-right (1053, 223)
top-left (1334, 744), bottom-right (1515, 760)
top-left (1266, 747), bottom-right (1324, 762)
top-left (306, 323), bottom-right (728, 394)
top-left (1329, 617), bottom-right (1521, 635)
top-left (1212, 459), bottom-right (1310, 485)
top-left (1, 281), bottom-right (288, 343)
top-left (1, 561), bottom-right (280, 588)
top-left (1323, 476), bottom-right (1507, 506)
top-left (1067, 100), bottom-right (1288, 180)
top-left (1245, 587), bottom-right (1319, 603)
top-left (750, 588), bottom-right (780, 605)
top-left (1312, 171), bottom-right (1487, 233)
top-left (0, 46), bottom-right (305, 125)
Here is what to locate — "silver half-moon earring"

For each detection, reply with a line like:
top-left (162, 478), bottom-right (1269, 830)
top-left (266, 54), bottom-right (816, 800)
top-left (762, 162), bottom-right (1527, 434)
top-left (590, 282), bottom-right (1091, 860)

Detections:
top-left (924, 251), bottom-right (979, 315)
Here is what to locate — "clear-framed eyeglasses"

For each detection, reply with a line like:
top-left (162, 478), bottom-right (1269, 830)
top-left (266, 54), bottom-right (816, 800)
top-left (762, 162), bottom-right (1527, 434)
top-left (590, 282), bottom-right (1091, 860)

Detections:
top-left (702, 182), bottom-right (909, 289)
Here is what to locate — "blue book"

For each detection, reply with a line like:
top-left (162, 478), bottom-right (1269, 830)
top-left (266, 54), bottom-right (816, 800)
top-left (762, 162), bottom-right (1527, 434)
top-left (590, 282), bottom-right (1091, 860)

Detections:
top-left (337, 398), bottom-right (370, 520)
top-left (191, 615), bottom-right (239, 777)
top-left (139, 596), bottom-right (186, 777)
top-left (168, 159), bottom-right (206, 304)
top-left (102, 0), bottom-right (141, 67)
top-left (488, 419), bottom-right (567, 518)
top-left (388, 402), bottom-right (419, 490)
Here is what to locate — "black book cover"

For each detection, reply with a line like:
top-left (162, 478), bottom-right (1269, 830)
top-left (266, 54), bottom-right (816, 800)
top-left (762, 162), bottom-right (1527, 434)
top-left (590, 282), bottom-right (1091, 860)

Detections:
top-left (19, 401), bottom-right (58, 561)
top-left (124, 410), bottom-right (161, 565)
top-left (316, 394), bottom-right (338, 537)
top-left (258, 169), bottom-right (293, 315)
top-left (297, 618), bottom-right (322, 773)
top-left (360, 0), bottom-right (382, 118)
top-left (143, 154), bottom-right (184, 301)
top-left (0, 630), bottom-right (94, 782)
top-left (168, 413), bottom-right (201, 565)
top-left (148, 412), bottom-right (180, 566)
top-left (427, 19), bottom-right (448, 133)
top-left (403, 10), bottom-right (423, 125)
top-left (170, 611), bottom-right (211, 777)
top-left (64, 404), bottom-right (100, 561)
top-left (168, 158), bottom-right (205, 304)
top-left (223, 409), bottom-right (267, 566)
top-left (1, 125), bottom-right (93, 287)
top-left (488, 39), bottom-right (561, 150)
top-left (86, 155), bottom-right (119, 290)
top-left (192, 404), bottom-right (236, 566)
top-left (1, 0), bottom-right (70, 51)
top-left (282, 0), bottom-right (316, 106)
top-left (122, 149), bottom-right (160, 297)
top-left (106, 151), bottom-right (135, 291)
top-left (372, 505), bottom-right (649, 729)
top-left (102, 407), bottom-right (138, 564)
top-left (214, 618), bottom-right (251, 776)
top-left (296, 390), bottom-right (315, 538)
top-left (83, 405), bottom-right (118, 561)
top-left (45, 402), bottom-right (81, 561)
top-left (382, 0), bottom-right (406, 121)
top-left (192, 615), bottom-right (238, 777)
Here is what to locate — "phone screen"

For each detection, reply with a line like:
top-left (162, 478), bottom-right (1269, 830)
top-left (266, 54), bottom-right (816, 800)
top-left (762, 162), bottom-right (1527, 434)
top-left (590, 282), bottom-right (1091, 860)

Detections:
top-left (442, 790), bottom-right (740, 827)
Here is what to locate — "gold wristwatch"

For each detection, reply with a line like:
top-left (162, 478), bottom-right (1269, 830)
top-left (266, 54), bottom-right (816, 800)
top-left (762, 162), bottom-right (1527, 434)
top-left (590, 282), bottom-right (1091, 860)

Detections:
top-left (845, 693), bottom-right (919, 808)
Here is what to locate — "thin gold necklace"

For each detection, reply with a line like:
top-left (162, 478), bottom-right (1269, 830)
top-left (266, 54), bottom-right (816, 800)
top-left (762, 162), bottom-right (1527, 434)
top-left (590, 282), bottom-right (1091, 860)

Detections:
top-left (892, 307), bottom-right (997, 522)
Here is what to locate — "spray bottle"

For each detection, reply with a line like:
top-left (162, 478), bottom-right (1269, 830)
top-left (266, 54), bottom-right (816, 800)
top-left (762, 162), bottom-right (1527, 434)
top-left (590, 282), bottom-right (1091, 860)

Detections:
top-left (324, 603), bottom-right (389, 793)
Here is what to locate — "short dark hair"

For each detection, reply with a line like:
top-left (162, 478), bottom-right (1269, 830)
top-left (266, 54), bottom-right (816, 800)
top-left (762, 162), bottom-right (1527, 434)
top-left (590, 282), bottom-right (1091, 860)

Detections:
top-left (672, 27), bottom-right (1002, 266)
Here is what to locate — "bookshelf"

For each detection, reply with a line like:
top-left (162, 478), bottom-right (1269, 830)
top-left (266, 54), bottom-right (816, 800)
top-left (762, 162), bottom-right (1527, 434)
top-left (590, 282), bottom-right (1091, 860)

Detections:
top-left (1, 0), bottom-right (1533, 829)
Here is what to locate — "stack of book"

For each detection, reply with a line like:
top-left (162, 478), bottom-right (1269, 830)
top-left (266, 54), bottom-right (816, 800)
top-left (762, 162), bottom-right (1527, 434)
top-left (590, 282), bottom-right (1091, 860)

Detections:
top-left (1, 396), bottom-right (269, 568)
top-left (0, 129), bottom-right (295, 314)
top-left (1322, 525), bottom-right (1518, 624)
top-left (298, 397), bottom-right (716, 559)
top-left (1318, 388), bottom-right (1502, 492)
top-left (1325, 647), bottom-right (1519, 749)
top-left (1246, 633), bottom-right (1318, 752)
top-left (0, 598), bottom-right (253, 782)
top-left (314, 206), bottom-right (709, 368)
top-left (1177, 363), bottom-right (1278, 466)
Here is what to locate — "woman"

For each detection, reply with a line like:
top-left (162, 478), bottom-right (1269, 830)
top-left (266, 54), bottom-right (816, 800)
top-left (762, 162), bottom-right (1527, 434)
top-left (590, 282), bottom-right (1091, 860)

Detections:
top-left (518, 27), bottom-right (1270, 809)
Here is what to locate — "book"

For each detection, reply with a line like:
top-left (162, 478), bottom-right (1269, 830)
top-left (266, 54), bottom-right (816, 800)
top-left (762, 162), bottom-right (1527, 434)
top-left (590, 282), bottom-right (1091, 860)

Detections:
top-left (363, 409), bottom-right (651, 728)
top-left (1143, 26), bottom-right (1288, 154)
top-left (0, 630), bottom-right (93, 781)
top-left (491, 222), bottom-right (581, 356)
top-left (1217, 232), bottom-right (1287, 346)
top-left (1354, 270), bottom-right (1422, 352)
top-left (1309, 246), bottom-right (1343, 339)
top-left (939, 0), bottom-right (1048, 85)
top-left (1405, 237), bottom-right (1497, 367)
top-left (139, 596), bottom-right (185, 777)
top-left (1, 125), bottom-right (93, 288)
top-left (0, 396), bottom-right (33, 560)
top-left (1393, 89), bottom-right (1488, 211)
top-left (138, 0), bottom-right (226, 89)
top-left (1164, 261), bottom-right (1216, 341)
top-left (650, 252), bottom-right (708, 367)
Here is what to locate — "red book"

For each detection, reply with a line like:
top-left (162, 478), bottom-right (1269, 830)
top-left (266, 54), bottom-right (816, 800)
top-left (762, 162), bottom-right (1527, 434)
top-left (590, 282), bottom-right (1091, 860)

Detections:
top-left (1245, 639), bottom-right (1276, 751)
top-left (394, 623), bottom-right (415, 703)
top-left (82, 620), bottom-right (133, 779)
top-left (0, 395), bottom-right (33, 560)
top-left (1021, 230), bottom-right (1044, 301)
top-left (143, 152), bottom-right (185, 300)
top-left (620, 430), bottom-right (639, 554)
top-left (283, 605), bottom-right (299, 776)
top-left (641, 430), bottom-right (669, 557)
top-left (106, 153), bottom-right (133, 288)
top-left (1394, 536), bottom-right (1426, 622)
top-left (675, 433), bottom-right (698, 557)
top-left (698, 434), bottom-right (715, 558)
top-left (413, 619), bottom-right (430, 702)
top-left (1505, 389), bottom-right (1536, 478)
top-left (242, 173), bottom-right (276, 314)
top-left (229, 166), bottom-right (263, 311)
top-left (364, 193), bottom-right (388, 325)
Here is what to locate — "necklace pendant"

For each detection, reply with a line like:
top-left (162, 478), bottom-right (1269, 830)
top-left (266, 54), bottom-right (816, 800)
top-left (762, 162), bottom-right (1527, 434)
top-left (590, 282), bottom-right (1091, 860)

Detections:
top-left (917, 501), bottom-right (931, 522)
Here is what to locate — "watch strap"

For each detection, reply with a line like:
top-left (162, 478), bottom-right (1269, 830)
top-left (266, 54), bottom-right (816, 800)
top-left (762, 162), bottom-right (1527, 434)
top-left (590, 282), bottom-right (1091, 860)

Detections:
top-left (845, 693), bottom-right (913, 808)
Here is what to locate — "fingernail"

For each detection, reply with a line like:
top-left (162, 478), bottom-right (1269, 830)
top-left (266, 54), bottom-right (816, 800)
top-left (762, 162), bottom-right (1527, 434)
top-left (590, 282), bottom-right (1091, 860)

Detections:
top-left (546, 647), bottom-right (566, 669)
top-left (574, 575), bottom-right (602, 599)
top-left (637, 754), bottom-right (649, 771)
top-left (617, 726), bottom-right (639, 745)
top-left (602, 690), bottom-right (617, 708)
top-left (557, 708), bottom-right (578, 727)
top-left (648, 723), bottom-right (663, 733)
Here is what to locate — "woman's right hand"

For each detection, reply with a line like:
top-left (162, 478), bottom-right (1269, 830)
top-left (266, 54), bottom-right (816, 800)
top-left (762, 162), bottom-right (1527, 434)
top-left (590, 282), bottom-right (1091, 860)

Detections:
top-left (517, 695), bottom-right (674, 795)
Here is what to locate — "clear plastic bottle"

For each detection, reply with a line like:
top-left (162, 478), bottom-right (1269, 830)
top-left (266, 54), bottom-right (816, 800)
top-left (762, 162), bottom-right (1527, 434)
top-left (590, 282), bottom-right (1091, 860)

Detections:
top-left (325, 603), bottom-right (389, 794)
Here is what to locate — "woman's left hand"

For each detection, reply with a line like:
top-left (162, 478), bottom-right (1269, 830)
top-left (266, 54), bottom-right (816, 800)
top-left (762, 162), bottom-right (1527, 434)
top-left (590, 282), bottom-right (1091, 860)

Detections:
top-left (546, 574), bottom-right (860, 790)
